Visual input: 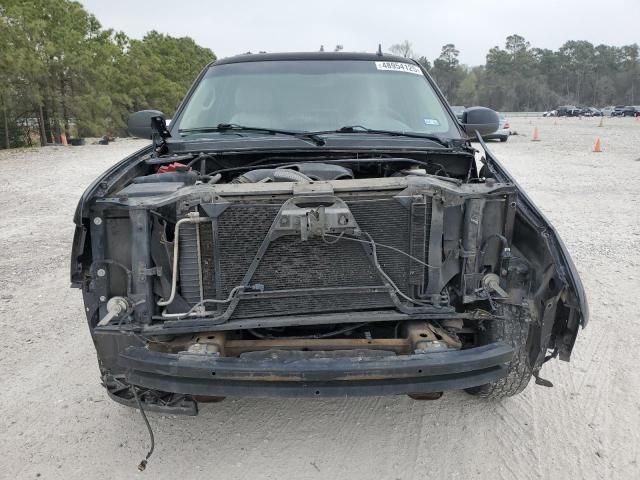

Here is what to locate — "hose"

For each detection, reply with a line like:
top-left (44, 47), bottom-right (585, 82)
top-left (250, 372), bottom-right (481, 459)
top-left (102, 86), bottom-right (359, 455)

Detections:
top-left (476, 233), bottom-right (509, 271)
top-left (232, 168), bottom-right (312, 183)
top-left (159, 286), bottom-right (245, 318)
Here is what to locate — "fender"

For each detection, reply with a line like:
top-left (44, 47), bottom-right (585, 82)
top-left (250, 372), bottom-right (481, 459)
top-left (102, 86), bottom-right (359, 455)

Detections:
top-left (477, 134), bottom-right (588, 360)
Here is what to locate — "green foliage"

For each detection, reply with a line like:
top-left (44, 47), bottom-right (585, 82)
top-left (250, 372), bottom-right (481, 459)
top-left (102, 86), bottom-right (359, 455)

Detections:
top-left (456, 70), bottom-right (478, 106)
top-left (430, 44), bottom-right (466, 101)
top-left (0, 0), bottom-right (214, 148)
top-left (476, 35), bottom-right (639, 110)
top-left (394, 36), bottom-right (639, 111)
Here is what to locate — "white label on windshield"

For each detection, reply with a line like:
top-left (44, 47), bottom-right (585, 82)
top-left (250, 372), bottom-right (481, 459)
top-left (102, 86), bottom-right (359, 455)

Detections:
top-left (375, 61), bottom-right (422, 75)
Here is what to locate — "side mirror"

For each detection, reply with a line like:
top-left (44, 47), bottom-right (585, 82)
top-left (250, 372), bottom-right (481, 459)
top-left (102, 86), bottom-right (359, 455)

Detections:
top-left (461, 106), bottom-right (500, 137)
top-left (127, 110), bottom-right (166, 139)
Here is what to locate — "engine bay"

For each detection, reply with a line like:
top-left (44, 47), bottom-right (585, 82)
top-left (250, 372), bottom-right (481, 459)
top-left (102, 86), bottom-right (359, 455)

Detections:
top-left (118, 148), bottom-right (480, 193)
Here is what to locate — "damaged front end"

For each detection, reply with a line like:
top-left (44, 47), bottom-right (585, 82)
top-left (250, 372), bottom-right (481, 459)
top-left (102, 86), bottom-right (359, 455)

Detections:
top-left (71, 143), bottom-right (587, 413)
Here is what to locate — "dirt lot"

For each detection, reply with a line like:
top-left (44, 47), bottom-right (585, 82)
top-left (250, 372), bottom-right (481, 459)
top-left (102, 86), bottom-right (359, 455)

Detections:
top-left (1, 117), bottom-right (639, 479)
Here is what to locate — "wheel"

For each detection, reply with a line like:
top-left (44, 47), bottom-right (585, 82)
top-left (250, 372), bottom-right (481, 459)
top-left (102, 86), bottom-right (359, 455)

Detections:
top-left (466, 305), bottom-right (533, 399)
top-left (499, 135), bottom-right (508, 142)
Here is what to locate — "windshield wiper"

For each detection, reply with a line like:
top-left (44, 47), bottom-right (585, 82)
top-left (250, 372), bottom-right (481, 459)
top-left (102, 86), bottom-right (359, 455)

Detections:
top-left (178, 124), bottom-right (453, 148)
top-left (178, 123), bottom-right (326, 146)
top-left (308, 125), bottom-right (452, 148)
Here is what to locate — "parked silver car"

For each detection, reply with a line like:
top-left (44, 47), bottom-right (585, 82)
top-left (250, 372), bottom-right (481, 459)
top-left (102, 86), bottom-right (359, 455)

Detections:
top-left (451, 105), bottom-right (466, 121)
top-left (482, 114), bottom-right (510, 142)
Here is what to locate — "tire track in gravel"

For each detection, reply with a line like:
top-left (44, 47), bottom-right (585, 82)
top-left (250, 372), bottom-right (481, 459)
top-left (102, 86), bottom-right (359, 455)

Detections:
top-left (298, 396), bottom-right (404, 480)
top-left (407, 393), bottom-right (542, 480)
top-left (492, 398), bottom-right (543, 480)
top-left (488, 119), bottom-right (640, 480)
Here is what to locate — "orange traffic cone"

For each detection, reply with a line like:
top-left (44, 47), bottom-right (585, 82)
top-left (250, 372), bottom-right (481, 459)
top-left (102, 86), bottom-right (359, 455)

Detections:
top-left (532, 127), bottom-right (540, 141)
top-left (593, 137), bottom-right (602, 152)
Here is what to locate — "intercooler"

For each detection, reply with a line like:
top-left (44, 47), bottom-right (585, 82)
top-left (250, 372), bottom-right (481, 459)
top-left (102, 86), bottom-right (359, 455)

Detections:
top-left (178, 192), bottom-right (432, 319)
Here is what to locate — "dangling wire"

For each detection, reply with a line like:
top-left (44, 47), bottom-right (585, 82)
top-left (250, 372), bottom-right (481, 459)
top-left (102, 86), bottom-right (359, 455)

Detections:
top-left (323, 231), bottom-right (431, 306)
top-left (132, 386), bottom-right (155, 472)
top-left (322, 232), bottom-right (437, 269)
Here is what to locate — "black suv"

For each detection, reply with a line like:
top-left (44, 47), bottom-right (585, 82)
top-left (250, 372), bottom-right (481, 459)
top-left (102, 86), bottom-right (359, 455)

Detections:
top-left (556, 105), bottom-right (582, 117)
top-left (611, 105), bottom-right (639, 117)
top-left (621, 106), bottom-right (639, 117)
top-left (71, 52), bottom-right (587, 414)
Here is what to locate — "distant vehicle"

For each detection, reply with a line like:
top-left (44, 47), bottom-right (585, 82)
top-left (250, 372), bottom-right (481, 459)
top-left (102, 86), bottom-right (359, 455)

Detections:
top-left (611, 106), bottom-right (629, 117)
top-left (556, 105), bottom-right (581, 117)
top-left (450, 105), bottom-right (466, 121)
top-left (600, 106), bottom-right (616, 117)
top-left (611, 106), bottom-right (624, 117)
top-left (482, 114), bottom-right (510, 142)
top-left (615, 106), bottom-right (640, 117)
top-left (581, 107), bottom-right (602, 117)
top-left (543, 109), bottom-right (558, 117)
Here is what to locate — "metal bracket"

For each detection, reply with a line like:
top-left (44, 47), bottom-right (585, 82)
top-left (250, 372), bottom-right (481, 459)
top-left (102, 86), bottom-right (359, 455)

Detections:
top-left (200, 200), bottom-right (231, 218)
top-left (274, 197), bottom-right (360, 241)
top-left (140, 266), bottom-right (163, 277)
top-left (292, 182), bottom-right (334, 196)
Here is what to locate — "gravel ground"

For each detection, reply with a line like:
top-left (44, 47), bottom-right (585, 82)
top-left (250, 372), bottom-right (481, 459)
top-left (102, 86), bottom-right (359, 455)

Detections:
top-left (1, 117), bottom-right (639, 480)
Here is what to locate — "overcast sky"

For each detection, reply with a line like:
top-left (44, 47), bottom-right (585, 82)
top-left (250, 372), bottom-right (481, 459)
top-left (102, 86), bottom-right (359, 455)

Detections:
top-left (80, 0), bottom-right (639, 66)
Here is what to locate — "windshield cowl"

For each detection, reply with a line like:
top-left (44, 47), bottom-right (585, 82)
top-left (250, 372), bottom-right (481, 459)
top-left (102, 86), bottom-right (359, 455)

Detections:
top-left (164, 133), bottom-right (460, 155)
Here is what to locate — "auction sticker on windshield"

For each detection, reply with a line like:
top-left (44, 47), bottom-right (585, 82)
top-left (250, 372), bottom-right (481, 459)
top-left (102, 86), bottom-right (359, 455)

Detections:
top-left (374, 61), bottom-right (422, 75)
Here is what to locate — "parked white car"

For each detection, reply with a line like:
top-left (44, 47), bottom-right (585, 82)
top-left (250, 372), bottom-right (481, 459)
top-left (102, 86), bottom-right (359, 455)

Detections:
top-left (600, 106), bottom-right (616, 116)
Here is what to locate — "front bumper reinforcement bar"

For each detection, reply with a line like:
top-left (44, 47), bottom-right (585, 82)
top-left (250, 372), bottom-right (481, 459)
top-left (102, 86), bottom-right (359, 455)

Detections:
top-left (119, 342), bottom-right (513, 398)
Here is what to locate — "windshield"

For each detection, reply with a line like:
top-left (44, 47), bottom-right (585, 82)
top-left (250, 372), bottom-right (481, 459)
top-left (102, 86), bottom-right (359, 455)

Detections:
top-left (174, 60), bottom-right (460, 139)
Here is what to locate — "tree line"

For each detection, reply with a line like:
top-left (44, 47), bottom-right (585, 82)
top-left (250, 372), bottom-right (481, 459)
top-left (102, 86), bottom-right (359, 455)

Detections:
top-left (1, 0), bottom-right (639, 150)
top-left (392, 36), bottom-right (640, 111)
top-left (0, 0), bottom-right (215, 149)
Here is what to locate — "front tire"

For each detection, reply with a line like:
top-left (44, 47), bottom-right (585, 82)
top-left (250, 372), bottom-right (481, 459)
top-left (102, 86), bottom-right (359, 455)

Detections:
top-left (466, 305), bottom-right (533, 399)
top-left (499, 135), bottom-right (508, 142)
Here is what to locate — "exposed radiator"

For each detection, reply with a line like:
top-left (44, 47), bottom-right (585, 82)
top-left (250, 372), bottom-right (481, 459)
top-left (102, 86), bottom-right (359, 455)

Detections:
top-left (178, 193), bottom-right (432, 319)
